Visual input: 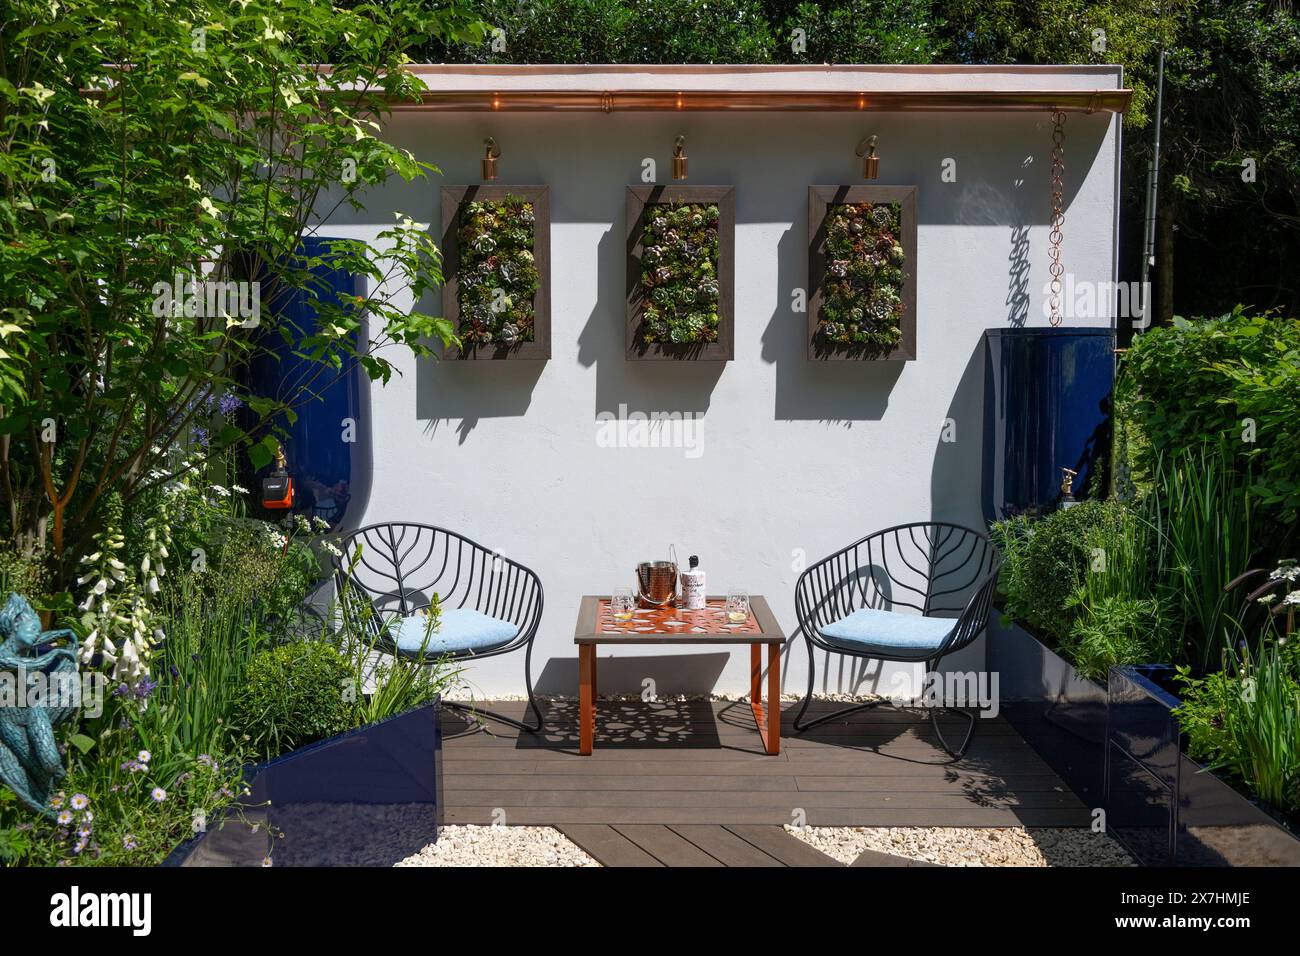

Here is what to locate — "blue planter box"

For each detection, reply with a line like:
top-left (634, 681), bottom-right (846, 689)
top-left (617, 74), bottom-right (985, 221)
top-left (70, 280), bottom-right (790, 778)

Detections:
top-left (164, 700), bottom-right (443, 867)
top-left (1106, 667), bottom-right (1300, 867)
top-left (987, 611), bottom-right (1107, 807)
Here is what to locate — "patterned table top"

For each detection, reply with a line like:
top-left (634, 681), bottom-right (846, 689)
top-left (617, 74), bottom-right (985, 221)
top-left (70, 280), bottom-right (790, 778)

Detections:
top-left (595, 598), bottom-right (761, 635)
top-left (574, 595), bottom-right (784, 645)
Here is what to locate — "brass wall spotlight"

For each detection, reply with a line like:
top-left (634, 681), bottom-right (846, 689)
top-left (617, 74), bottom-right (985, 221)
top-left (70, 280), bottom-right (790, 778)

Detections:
top-left (672, 135), bottom-right (688, 180)
top-left (481, 136), bottom-right (500, 181)
top-left (856, 135), bottom-right (880, 180)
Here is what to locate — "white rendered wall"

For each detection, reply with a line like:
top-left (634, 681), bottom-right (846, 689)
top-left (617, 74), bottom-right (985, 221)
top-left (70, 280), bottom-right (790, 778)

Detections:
top-left (322, 97), bottom-right (1121, 699)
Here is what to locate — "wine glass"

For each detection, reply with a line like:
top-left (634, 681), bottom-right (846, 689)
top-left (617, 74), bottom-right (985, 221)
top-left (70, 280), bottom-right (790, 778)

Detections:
top-left (726, 589), bottom-right (750, 624)
top-left (612, 587), bottom-right (635, 622)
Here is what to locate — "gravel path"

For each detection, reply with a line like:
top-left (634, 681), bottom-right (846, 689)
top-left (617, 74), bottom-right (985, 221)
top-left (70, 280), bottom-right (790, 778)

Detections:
top-left (787, 825), bottom-right (1135, 867)
top-left (396, 826), bottom-right (599, 867)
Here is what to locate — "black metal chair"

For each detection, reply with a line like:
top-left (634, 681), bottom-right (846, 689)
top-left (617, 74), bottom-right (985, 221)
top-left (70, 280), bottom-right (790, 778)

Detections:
top-left (793, 521), bottom-right (1001, 759)
top-left (332, 522), bottom-right (544, 733)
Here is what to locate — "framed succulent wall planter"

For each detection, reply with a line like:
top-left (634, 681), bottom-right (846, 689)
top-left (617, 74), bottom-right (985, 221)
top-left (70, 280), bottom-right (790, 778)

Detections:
top-left (441, 185), bottom-right (550, 360)
top-left (808, 185), bottom-right (917, 361)
top-left (626, 185), bottom-right (735, 361)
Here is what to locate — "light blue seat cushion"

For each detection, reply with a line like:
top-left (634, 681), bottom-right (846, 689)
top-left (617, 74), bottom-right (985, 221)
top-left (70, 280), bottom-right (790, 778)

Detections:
top-left (390, 608), bottom-right (517, 655)
top-left (819, 607), bottom-right (955, 656)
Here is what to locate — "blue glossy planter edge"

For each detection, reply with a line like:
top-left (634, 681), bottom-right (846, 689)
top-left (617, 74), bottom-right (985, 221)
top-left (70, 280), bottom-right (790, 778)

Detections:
top-left (987, 608), bottom-right (1108, 807)
top-left (161, 697), bottom-right (443, 867)
top-left (1106, 666), bottom-right (1300, 866)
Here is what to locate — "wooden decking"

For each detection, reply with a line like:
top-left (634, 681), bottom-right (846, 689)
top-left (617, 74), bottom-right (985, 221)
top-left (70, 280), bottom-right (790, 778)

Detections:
top-left (442, 698), bottom-right (1089, 864)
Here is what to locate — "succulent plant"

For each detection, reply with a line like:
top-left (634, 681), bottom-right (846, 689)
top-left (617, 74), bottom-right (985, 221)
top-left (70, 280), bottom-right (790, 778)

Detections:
top-left (639, 201), bottom-right (721, 346)
top-left (817, 201), bottom-right (906, 356)
top-left (458, 194), bottom-right (538, 348)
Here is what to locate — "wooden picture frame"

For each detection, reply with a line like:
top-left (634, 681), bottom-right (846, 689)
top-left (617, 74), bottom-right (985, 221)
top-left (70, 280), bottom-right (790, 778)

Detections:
top-left (808, 185), bottom-right (917, 361)
top-left (626, 185), bottom-right (735, 361)
top-left (441, 184), bottom-right (551, 360)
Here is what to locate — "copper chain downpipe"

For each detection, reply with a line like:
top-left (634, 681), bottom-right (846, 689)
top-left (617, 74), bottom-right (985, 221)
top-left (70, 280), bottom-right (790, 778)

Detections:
top-left (1048, 110), bottom-right (1067, 327)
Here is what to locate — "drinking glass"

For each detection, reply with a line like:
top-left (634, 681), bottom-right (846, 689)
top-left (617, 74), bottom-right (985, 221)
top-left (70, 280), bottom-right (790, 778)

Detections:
top-left (726, 589), bottom-right (750, 624)
top-left (612, 587), bottom-right (635, 622)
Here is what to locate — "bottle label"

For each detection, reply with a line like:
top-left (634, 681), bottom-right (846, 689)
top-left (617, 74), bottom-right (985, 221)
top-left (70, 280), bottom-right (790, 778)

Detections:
top-left (681, 571), bottom-right (706, 610)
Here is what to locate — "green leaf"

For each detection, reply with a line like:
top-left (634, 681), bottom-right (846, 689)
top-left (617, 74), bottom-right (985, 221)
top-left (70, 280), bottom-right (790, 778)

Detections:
top-left (248, 434), bottom-right (281, 471)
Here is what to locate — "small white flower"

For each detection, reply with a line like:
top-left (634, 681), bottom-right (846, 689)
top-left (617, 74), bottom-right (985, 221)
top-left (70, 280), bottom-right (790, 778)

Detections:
top-left (138, 750), bottom-right (151, 764)
top-left (232, 484), bottom-right (249, 494)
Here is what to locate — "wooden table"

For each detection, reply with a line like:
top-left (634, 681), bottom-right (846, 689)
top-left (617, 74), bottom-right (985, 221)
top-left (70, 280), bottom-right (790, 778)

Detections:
top-left (573, 595), bottom-right (786, 756)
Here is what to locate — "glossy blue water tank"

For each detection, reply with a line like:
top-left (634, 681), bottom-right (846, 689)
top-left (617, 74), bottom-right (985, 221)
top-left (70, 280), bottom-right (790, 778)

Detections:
top-left (982, 327), bottom-right (1114, 523)
top-left (247, 237), bottom-right (370, 533)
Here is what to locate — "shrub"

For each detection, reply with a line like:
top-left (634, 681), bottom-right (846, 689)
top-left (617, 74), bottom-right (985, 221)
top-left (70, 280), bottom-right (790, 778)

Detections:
top-left (993, 498), bottom-right (1184, 679)
top-left (1117, 309), bottom-right (1300, 525)
top-left (235, 641), bottom-right (356, 759)
top-left (991, 500), bottom-right (1124, 642)
top-left (1061, 596), bottom-right (1170, 682)
top-left (418, 0), bottom-right (779, 63)
top-left (1176, 640), bottom-right (1300, 814)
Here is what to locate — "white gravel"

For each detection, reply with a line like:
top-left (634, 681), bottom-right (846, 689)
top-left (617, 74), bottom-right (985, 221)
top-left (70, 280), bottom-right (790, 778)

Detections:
top-left (786, 825), bottom-right (1136, 867)
top-left (396, 825), bottom-right (599, 867)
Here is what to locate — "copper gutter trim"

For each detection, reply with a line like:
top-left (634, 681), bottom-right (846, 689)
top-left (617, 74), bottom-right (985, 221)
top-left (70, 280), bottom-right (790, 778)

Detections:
top-left (389, 89), bottom-right (1131, 113)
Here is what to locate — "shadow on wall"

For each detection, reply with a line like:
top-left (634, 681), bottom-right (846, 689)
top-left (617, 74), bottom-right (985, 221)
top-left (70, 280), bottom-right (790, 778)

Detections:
top-left (760, 223), bottom-right (905, 423)
top-left (951, 173), bottom-right (1035, 329)
top-left (930, 338), bottom-right (987, 528)
top-left (414, 354), bottom-right (544, 445)
top-left (926, 337), bottom-right (993, 676)
top-left (577, 222), bottom-right (725, 418)
top-left (1007, 224), bottom-right (1031, 328)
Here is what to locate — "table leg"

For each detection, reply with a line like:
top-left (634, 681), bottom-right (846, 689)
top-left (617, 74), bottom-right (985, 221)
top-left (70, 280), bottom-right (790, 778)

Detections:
top-left (767, 642), bottom-right (781, 756)
top-left (750, 642), bottom-right (780, 756)
top-left (579, 644), bottom-right (594, 755)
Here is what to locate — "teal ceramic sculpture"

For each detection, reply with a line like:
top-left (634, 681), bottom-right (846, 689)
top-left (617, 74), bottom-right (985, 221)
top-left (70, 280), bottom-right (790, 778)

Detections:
top-left (0, 594), bottom-right (79, 817)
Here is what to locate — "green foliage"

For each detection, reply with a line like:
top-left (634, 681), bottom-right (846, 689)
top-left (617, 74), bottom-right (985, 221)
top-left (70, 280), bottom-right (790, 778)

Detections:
top-left (640, 202), bottom-right (721, 346)
top-left (0, 791), bottom-right (31, 862)
top-left (0, 0), bottom-right (480, 581)
top-left (1176, 639), bottom-right (1300, 813)
top-left (1155, 443), bottom-right (1255, 669)
top-left (777, 1), bottom-right (943, 63)
top-left (422, 0), bottom-right (778, 63)
top-left (993, 443), bottom-right (1259, 678)
top-left (1117, 309), bottom-right (1300, 524)
top-left (0, 546), bottom-right (48, 607)
top-left (937, 0), bottom-right (1185, 128)
top-left (1062, 596), bottom-right (1170, 682)
top-left (234, 641), bottom-right (356, 759)
top-left (816, 202), bottom-right (906, 355)
top-left (458, 196), bottom-right (540, 347)
top-left (1156, 1), bottom-right (1300, 317)
top-left (340, 604), bottom-right (465, 726)
top-left (991, 500), bottom-right (1126, 643)
top-left (0, 682), bottom-right (255, 866)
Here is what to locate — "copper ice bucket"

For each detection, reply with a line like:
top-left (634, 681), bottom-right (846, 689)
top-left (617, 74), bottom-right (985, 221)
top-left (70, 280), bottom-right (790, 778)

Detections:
top-left (636, 560), bottom-right (678, 608)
